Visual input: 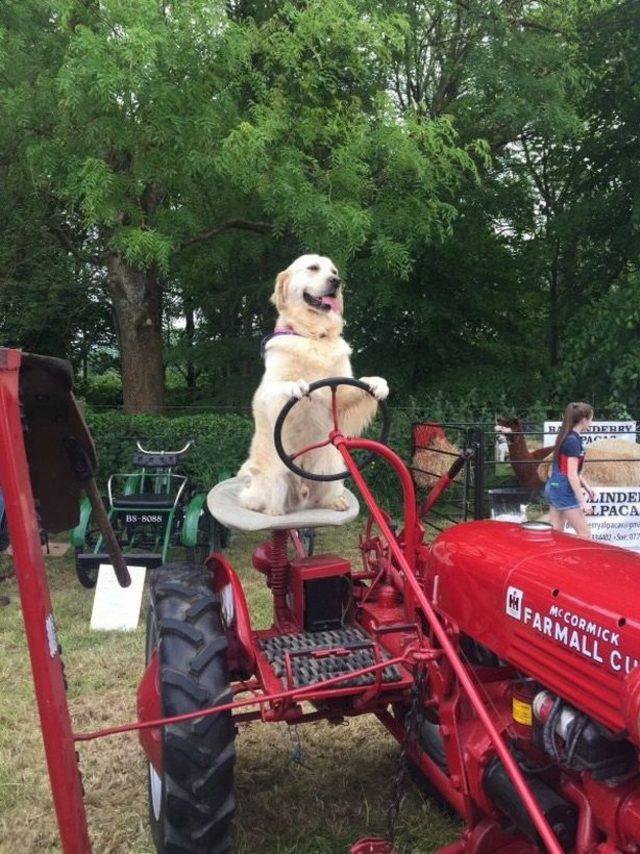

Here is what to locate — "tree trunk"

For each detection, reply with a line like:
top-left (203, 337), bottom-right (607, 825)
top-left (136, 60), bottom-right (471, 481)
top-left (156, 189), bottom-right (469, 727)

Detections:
top-left (549, 242), bottom-right (560, 369)
top-left (105, 252), bottom-right (165, 414)
top-left (183, 293), bottom-right (196, 395)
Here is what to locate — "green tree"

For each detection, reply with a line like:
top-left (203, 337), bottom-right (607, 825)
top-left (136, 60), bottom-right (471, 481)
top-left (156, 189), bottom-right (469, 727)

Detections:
top-left (3, 0), bottom-right (638, 414)
top-left (341, 0), bottom-right (586, 398)
top-left (0, 0), bottom-right (112, 365)
top-left (551, 1), bottom-right (640, 408)
top-left (1, 0), bottom-right (476, 412)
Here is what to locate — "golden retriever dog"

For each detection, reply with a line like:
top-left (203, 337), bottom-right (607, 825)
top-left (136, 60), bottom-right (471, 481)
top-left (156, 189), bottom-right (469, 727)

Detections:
top-left (237, 254), bottom-right (389, 516)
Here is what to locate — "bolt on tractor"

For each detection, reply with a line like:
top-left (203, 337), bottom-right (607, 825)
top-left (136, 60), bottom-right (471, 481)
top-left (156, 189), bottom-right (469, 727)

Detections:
top-left (4, 350), bottom-right (640, 853)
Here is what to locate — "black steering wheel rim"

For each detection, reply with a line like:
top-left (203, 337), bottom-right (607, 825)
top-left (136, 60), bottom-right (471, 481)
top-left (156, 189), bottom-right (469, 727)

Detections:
top-left (273, 377), bottom-right (390, 482)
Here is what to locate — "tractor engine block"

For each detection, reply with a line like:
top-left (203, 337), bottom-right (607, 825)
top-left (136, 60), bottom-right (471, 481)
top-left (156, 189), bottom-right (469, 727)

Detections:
top-left (423, 519), bottom-right (640, 849)
top-left (427, 520), bottom-right (640, 738)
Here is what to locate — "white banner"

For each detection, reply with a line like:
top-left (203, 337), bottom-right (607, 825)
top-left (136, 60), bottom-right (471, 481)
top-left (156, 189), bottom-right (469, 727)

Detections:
top-left (584, 487), bottom-right (640, 552)
top-left (543, 420), bottom-right (637, 447)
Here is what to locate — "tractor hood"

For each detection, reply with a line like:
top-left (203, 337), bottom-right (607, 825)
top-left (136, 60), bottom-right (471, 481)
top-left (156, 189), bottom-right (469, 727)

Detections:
top-left (427, 520), bottom-right (640, 735)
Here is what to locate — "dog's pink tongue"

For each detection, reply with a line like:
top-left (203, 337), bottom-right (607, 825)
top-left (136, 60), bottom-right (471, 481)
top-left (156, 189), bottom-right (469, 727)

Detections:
top-left (321, 295), bottom-right (342, 313)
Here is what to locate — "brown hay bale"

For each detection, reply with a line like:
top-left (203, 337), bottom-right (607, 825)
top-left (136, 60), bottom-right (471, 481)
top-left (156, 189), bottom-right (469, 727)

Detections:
top-left (538, 439), bottom-right (640, 485)
top-left (412, 428), bottom-right (461, 490)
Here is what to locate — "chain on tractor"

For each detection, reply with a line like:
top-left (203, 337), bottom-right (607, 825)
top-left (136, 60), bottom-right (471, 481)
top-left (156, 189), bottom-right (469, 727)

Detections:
top-left (386, 661), bottom-right (428, 845)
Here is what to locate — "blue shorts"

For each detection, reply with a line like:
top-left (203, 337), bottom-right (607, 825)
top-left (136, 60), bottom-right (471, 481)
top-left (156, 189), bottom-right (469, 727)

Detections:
top-left (544, 478), bottom-right (580, 511)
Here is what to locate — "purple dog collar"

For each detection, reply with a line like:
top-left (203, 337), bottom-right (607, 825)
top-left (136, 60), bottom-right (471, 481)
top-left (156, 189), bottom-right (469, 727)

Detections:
top-left (260, 325), bottom-right (301, 359)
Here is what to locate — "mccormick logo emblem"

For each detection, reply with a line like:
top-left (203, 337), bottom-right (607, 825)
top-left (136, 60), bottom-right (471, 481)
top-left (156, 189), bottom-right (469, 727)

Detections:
top-left (506, 586), bottom-right (523, 620)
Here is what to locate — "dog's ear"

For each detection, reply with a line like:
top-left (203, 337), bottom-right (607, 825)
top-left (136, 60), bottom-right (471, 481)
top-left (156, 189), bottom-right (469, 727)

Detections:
top-left (271, 270), bottom-right (290, 312)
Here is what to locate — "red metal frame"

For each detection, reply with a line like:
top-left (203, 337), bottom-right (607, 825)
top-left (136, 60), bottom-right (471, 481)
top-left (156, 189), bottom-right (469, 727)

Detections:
top-left (0, 349), bottom-right (90, 853)
top-left (87, 651), bottom-right (413, 740)
top-left (206, 552), bottom-right (256, 675)
top-left (137, 650), bottom-right (162, 772)
top-left (332, 436), bottom-right (562, 851)
top-left (9, 357), bottom-right (640, 853)
top-left (289, 553), bottom-right (351, 631)
top-left (428, 519), bottom-right (640, 734)
top-left (135, 415), bottom-right (562, 850)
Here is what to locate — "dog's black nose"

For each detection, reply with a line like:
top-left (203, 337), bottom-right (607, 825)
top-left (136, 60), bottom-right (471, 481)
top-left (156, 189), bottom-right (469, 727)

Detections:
top-left (327, 276), bottom-right (342, 291)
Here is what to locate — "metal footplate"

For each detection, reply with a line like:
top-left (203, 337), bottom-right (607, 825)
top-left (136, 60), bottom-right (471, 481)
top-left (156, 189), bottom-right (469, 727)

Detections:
top-left (259, 626), bottom-right (402, 689)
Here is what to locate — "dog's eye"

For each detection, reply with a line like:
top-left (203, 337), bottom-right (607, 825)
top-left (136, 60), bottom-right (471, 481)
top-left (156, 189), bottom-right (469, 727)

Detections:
top-left (307, 264), bottom-right (320, 272)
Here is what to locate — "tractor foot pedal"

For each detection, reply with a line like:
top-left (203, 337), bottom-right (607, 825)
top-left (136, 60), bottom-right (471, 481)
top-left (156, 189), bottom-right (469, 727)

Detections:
top-left (259, 626), bottom-right (402, 688)
top-left (350, 838), bottom-right (394, 853)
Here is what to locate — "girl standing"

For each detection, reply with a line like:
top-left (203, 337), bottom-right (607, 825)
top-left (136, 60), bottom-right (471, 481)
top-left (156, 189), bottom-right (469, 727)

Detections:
top-left (544, 402), bottom-right (596, 539)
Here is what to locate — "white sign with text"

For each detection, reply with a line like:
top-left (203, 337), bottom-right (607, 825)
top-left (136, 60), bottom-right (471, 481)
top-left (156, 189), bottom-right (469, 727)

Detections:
top-left (582, 487), bottom-right (640, 552)
top-left (90, 564), bottom-right (146, 631)
top-left (543, 420), bottom-right (637, 447)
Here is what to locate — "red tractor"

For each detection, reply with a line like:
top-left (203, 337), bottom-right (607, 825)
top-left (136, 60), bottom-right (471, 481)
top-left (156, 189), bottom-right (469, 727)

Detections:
top-left (4, 350), bottom-right (640, 853)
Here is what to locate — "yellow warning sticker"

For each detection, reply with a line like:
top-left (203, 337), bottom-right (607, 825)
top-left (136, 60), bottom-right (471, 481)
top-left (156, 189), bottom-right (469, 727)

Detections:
top-left (512, 697), bottom-right (533, 726)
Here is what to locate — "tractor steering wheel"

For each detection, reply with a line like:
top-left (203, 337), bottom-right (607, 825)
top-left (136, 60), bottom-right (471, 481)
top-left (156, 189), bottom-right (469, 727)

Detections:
top-left (273, 377), bottom-right (390, 482)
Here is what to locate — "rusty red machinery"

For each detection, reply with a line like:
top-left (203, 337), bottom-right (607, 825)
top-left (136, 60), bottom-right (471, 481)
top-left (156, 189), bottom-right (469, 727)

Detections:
top-left (4, 351), bottom-right (640, 852)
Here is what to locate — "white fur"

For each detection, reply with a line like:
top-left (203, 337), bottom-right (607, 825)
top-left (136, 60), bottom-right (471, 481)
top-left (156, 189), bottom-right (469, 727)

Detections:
top-left (237, 254), bottom-right (388, 515)
top-left (494, 424), bottom-right (510, 463)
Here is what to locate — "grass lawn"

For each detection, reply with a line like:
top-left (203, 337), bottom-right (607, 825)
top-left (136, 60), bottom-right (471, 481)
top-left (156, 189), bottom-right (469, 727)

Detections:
top-left (0, 523), bottom-right (459, 853)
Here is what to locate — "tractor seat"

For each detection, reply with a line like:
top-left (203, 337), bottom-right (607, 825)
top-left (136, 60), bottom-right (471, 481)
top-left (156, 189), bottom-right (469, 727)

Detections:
top-left (112, 492), bottom-right (177, 510)
top-left (132, 451), bottom-right (187, 468)
top-left (207, 477), bottom-right (359, 532)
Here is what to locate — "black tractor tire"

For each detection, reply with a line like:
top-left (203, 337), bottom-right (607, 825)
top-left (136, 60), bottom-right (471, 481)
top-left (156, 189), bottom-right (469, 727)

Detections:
top-left (188, 510), bottom-right (230, 566)
top-left (147, 561), bottom-right (236, 853)
top-left (74, 513), bottom-right (102, 589)
top-left (74, 548), bottom-right (99, 589)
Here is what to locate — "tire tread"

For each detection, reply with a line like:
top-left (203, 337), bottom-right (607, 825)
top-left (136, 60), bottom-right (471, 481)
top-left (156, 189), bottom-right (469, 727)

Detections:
top-left (149, 561), bottom-right (235, 853)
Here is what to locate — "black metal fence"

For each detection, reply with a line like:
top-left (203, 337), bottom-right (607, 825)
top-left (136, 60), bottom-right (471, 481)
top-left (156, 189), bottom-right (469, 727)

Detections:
top-left (410, 420), bottom-right (640, 534)
top-left (410, 422), bottom-right (481, 534)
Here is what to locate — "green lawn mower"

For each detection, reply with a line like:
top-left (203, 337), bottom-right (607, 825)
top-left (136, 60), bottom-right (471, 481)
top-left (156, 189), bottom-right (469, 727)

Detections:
top-left (71, 440), bottom-right (227, 588)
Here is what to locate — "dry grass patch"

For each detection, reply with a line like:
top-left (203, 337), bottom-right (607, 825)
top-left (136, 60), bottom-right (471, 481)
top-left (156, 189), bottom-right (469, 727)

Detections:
top-left (0, 525), bottom-right (458, 853)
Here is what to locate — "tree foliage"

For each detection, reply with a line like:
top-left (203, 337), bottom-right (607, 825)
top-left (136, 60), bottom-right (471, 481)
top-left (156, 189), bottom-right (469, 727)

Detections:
top-left (0, 0), bottom-right (638, 413)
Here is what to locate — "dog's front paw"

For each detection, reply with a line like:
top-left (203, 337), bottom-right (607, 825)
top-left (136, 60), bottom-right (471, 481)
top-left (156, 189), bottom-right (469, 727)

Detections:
top-left (330, 495), bottom-right (349, 511)
top-left (282, 379), bottom-right (310, 400)
top-left (238, 489), bottom-right (265, 513)
top-left (360, 376), bottom-right (389, 401)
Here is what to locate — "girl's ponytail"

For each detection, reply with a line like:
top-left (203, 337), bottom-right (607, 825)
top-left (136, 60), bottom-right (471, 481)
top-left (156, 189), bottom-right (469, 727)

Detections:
top-left (552, 402), bottom-right (594, 465)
